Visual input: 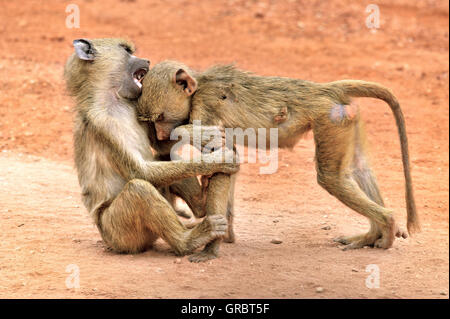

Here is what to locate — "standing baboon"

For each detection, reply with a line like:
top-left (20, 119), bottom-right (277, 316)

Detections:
top-left (64, 39), bottom-right (239, 256)
top-left (137, 60), bottom-right (419, 251)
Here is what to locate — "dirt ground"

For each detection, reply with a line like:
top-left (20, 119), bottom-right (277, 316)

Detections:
top-left (0, 0), bottom-right (448, 299)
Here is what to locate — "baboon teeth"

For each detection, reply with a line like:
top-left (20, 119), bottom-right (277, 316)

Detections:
top-left (134, 78), bottom-right (143, 88)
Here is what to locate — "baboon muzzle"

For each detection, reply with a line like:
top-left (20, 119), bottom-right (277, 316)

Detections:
top-left (118, 56), bottom-right (150, 100)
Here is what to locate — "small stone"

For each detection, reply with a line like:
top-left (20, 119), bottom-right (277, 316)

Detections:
top-left (270, 239), bottom-right (283, 244)
top-left (440, 291), bottom-right (447, 296)
top-left (352, 268), bottom-right (359, 272)
top-left (273, 219), bottom-right (279, 223)
top-left (321, 226), bottom-right (331, 230)
top-left (174, 258), bottom-right (182, 264)
top-left (316, 287), bottom-right (324, 293)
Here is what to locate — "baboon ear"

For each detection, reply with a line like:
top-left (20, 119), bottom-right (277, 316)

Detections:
top-left (73, 39), bottom-right (95, 61)
top-left (174, 69), bottom-right (197, 96)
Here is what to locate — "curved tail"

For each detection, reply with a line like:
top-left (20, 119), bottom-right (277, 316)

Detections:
top-left (326, 80), bottom-right (420, 235)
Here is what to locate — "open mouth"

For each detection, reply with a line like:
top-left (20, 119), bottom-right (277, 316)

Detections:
top-left (132, 68), bottom-right (148, 89)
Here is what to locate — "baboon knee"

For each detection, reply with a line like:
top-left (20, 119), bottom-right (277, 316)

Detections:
top-left (126, 179), bottom-right (154, 199)
top-left (316, 173), bottom-right (340, 195)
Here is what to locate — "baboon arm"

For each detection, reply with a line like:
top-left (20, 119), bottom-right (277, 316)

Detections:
top-left (87, 111), bottom-right (234, 187)
top-left (142, 161), bottom-right (228, 188)
top-left (173, 124), bottom-right (225, 151)
top-left (149, 123), bottom-right (224, 156)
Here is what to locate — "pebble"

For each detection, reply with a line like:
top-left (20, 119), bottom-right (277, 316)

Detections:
top-left (316, 287), bottom-right (324, 293)
top-left (440, 291), bottom-right (447, 296)
top-left (174, 258), bottom-right (182, 264)
top-left (321, 226), bottom-right (331, 230)
top-left (270, 239), bottom-right (283, 244)
top-left (352, 268), bottom-right (359, 272)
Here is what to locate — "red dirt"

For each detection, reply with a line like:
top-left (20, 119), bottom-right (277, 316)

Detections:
top-left (0, 0), bottom-right (448, 298)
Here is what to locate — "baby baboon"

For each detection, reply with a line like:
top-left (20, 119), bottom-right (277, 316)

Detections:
top-left (137, 60), bottom-right (420, 251)
top-left (145, 116), bottom-right (236, 262)
top-left (64, 40), bottom-right (239, 257)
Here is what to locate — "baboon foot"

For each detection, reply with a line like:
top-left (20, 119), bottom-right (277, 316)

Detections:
top-left (334, 232), bottom-right (381, 250)
top-left (395, 226), bottom-right (408, 239)
top-left (188, 250), bottom-right (218, 263)
top-left (335, 217), bottom-right (399, 250)
top-left (223, 230), bottom-right (236, 243)
top-left (188, 240), bottom-right (221, 263)
top-left (223, 235), bottom-right (235, 243)
top-left (374, 216), bottom-right (397, 249)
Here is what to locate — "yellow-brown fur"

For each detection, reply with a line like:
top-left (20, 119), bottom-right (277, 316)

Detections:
top-left (138, 60), bottom-right (419, 251)
top-left (65, 40), bottom-right (239, 257)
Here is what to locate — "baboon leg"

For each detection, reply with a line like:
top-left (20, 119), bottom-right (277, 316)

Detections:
top-left (159, 185), bottom-right (190, 219)
top-left (350, 122), bottom-right (408, 240)
top-left (223, 174), bottom-right (237, 243)
top-left (195, 173), bottom-right (236, 243)
top-left (189, 173), bottom-right (231, 262)
top-left (350, 153), bottom-right (408, 241)
top-left (156, 152), bottom-right (204, 219)
top-left (314, 121), bottom-right (397, 250)
top-left (170, 177), bottom-right (207, 219)
top-left (99, 179), bottom-right (227, 256)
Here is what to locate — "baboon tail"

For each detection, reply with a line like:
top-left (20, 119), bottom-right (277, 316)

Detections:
top-left (327, 80), bottom-right (420, 235)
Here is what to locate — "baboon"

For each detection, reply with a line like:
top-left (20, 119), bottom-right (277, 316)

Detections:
top-left (137, 60), bottom-right (420, 251)
top-left (145, 115), bottom-right (237, 262)
top-left (64, 39), bottom-right (239, 257)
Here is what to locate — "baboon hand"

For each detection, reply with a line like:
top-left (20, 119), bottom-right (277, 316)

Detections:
top-left (204, 215), bottom-right (228, 238)
top-left (198, 125), bottom-right (227, 152)
top-left (203, 148), bottom-right (240, 175)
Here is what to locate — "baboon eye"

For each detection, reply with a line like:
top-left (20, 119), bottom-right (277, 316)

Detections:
top-left (156, 113), bottom-right (164, 122)
top-left (221, 95), bottom-right (227, 100)
top-left (121, 45), bottom-right (133, 54)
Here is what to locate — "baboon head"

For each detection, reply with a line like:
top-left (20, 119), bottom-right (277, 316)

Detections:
top-left (137, 61), bottom-right (197, 140)
top-left (138, 62), bottom-right (244, 140)
top-left (64, 38), bottom-right (150, 100)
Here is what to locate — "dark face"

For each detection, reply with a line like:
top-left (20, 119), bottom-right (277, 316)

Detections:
top-left (117, 53), bottom-right (150, 99)
top-left (71, 38), bottom-right (150, 100)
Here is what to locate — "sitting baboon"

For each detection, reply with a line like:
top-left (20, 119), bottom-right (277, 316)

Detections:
top-left (64, 40), bottom-right (239, 257)
top-left (137, 60), bottom-right (419, 251)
